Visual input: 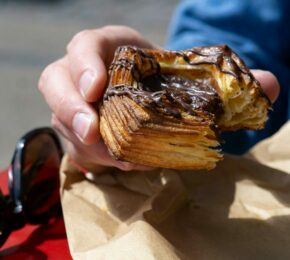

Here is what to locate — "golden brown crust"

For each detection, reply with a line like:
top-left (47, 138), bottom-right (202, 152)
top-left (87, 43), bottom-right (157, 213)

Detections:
top-left (99, 45), bottom-right (271, 170)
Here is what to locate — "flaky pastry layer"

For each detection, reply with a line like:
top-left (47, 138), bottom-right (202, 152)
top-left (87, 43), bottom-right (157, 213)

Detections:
top-left (99, 45), bottom-right (270, 170)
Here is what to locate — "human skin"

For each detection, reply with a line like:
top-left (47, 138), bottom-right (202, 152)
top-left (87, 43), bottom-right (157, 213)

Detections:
top-left (38, 25), bottom-right (280, 173)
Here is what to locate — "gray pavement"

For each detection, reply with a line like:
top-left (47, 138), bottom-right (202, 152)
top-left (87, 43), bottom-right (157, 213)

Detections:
top-left (0, 0), bottom-right (178, 167)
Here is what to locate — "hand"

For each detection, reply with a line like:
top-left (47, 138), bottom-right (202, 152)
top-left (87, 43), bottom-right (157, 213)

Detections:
top-left (38, 25), bottom-right (280, 173)
top-left (39, 26), bottom-right (155, 172)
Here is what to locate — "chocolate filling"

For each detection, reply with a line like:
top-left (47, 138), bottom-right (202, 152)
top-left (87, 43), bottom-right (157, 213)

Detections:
top-left (103, 46), bottom-right (233, 119)
top-left (105, 73), bottom-right (223, 119)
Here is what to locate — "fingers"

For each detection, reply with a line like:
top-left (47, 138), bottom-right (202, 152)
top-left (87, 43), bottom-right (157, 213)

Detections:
top-left (52, 113), bottom-right (154, 172)
top-left (39, 58), bottom-right (99, 144)
top-left (66, 30), bottom-right (108, 102)
top-left (66, 26), bottom-right (154, 102)
top-left (251, 69), bottom-right (280, 104)
top-left (40, 59), bottom-right (153, 171)
top-left (39, 26), bottom-right (158, 172)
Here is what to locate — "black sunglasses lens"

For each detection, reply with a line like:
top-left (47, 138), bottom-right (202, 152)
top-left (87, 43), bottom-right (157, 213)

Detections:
top-left (21, 133), bottom-right (62, 223)
top-left (0, 192), bottom-right (10, 247)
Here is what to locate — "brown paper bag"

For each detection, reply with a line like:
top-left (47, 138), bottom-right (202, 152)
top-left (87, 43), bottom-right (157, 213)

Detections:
top-left (60, 121), bottom-right (290, 259)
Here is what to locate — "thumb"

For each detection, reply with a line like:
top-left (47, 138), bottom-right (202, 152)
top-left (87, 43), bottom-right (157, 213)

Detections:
top-left (251, 69), bottom-right (280, 104)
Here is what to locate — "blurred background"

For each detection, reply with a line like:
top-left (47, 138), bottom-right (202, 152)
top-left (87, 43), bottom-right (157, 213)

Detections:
top-left (0, 0), bottom-right (178, 168)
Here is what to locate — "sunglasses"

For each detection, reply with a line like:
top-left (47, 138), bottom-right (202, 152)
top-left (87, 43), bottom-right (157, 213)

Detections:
top-left (0, 127), bottom-right (63, 247)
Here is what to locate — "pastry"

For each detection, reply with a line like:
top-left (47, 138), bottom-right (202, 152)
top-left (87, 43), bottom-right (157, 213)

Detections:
top-left (99, 45), bottom-right (270, 170)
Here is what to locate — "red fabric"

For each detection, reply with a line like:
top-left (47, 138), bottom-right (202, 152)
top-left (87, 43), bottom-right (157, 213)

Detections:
top-left (0, 169), bottom-right (72, 259)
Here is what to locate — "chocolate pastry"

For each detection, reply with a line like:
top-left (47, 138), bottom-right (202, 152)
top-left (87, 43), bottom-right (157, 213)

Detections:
top-left (99, 45), bottom-right (270, 170)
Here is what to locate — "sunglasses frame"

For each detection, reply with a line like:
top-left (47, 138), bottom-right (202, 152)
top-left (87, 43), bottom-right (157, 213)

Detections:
top-left (0, 127), bottom-right (63, 248)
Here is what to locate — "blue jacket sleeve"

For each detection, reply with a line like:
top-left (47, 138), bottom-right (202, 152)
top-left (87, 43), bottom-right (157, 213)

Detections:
top-left (166, 0), bottom-right (290, 154)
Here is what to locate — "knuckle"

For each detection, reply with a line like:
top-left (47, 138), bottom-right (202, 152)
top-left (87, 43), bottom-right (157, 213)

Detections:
top-left (92, 28), bottom-right (109, 47)
top-left (102, 25), bottom-right (138, 37)
top-left (38, 60), bottom-right (63, 93)
top-left (50, 114), bottom-right (59, 129)
top-left (66, 29), bottom-right (93, 52)
top-left (54, 93), bottom-right (67, 117)
top-left (38, 63), bottom-right (53, 92)
top-left (100, 25), bottom-right (116, 33)
top-left (101, 25), bottom-right (127, 33)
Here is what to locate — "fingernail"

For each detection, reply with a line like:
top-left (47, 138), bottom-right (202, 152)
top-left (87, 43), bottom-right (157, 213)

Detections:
top-left (72, 112), bottom-right (93, 141)
top-left (79, 69), bottom-right (96, 98)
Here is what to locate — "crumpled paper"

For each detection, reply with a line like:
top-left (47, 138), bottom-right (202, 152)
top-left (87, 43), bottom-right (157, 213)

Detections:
top-left (60, 122), bottom-right (290, 259)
